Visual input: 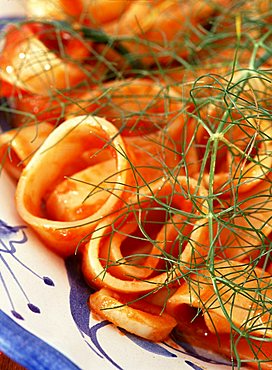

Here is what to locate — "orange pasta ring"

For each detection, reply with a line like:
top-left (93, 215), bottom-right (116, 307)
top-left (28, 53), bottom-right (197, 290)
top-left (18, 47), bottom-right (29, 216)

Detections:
top-left (82, 175), bottom-right (209, 294)
top-left (0, 23), bottom-right (99, 96)
top-left (168, 259), bottom-right (272, 338)
top-left (88, 287), bottom-right (177, 342)
top-left (66, 78), bottom-right (183, 136)
top-left (101, 213), bottom-right (189, 281)
top-left (102, 0), bottom-right (228, 66)
top-left (15, 115), bottom-right (130, 256)
top-left (65, 77), bottom-right (199, 179)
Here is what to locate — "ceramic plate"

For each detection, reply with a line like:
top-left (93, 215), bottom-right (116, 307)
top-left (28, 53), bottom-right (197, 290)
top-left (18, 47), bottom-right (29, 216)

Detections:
top-left (0, 1), bottom-right (235, 369)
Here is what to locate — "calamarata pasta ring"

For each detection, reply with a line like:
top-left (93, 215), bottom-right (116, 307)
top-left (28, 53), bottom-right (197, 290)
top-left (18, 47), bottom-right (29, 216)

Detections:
top-left (15, 115), bottom-right (131, 256)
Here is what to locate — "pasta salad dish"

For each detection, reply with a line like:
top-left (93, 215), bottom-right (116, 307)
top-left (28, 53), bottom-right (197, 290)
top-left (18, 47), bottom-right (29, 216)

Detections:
top-left (0, 1), bottom-right (271, 369)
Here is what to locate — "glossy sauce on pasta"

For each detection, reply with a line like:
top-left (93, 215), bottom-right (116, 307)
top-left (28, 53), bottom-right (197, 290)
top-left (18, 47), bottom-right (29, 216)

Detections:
top-left (0, 1), bottom-right (271, 369)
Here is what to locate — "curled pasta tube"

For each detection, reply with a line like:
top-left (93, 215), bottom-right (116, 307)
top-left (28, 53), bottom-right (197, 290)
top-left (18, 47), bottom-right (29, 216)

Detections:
top-left (0, 122), bottom-right (54, 180)
top-left (82, 175), bottom-right (209, 294)
top-left (102, 0), bottom-right (229, 66)
top-left (66, 78), bottom-right (183, 136)
top-left (100, 176), bottom-right (208, 280)
top-left (65, 77), bottom-right (198, 179)
top-left (0, 24), bottom-right (89, 95)
top-left (88, 288), bottom-right (177, 342)
top-left (167, 260), bottom-right (272, 339)
top-left (102, 213), bottom-right (189, 281)
top-left (16, 115), bottom-right (130, 256)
